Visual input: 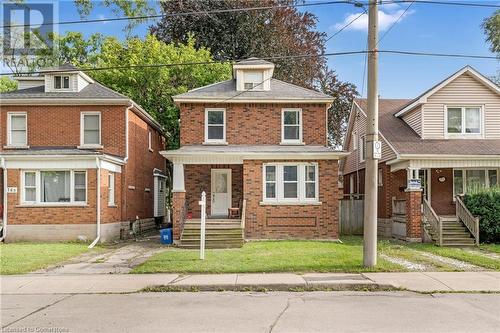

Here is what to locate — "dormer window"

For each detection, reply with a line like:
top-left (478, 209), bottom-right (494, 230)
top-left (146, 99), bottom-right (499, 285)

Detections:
top-left (446, 106), bottom-right (482, 137)
top-left (243, 71), bottom-right (264, 90)
top-left (54, 75), bottom-right (70, 89)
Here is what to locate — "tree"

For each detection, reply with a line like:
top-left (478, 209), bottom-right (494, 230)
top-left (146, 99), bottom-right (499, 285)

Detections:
top-left (0, 77), bottom-right (18, 92)
top-left (483, 10), bottom-right (500, 55)
top-left (316, 67), bottom-right (358, 148)
top-left (82, 35), bottom-right (231, 148)
top-left (151, 0), bottom-right (327, 89)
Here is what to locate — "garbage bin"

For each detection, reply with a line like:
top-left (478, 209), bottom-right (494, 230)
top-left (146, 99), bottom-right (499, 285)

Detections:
top-left (160, 228), bottom-right (173, 245)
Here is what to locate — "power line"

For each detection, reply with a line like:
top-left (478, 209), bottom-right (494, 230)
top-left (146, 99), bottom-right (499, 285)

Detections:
top-left (1, 50), bottom-right (496, 76)
top-left (381, 0), bottom-right (500, 8)
top-left (377, 0), bottom-right (415, 45)
top-left (1, 1), bottom-right (355, 29)
top-left (325, 7), bottom-right (367, 43)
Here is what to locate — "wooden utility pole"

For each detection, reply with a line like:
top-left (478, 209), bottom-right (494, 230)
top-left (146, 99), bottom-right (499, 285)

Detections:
top-left (363, 0), bottom-right (380, 267)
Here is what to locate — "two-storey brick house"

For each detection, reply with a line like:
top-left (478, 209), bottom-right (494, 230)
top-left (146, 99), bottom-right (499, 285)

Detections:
top-left (341, 66), bottom-right (500, 246)
top-left (162, 58), bottom-right (347, 247)
top-left (0, 64), bottom-right (167, 242)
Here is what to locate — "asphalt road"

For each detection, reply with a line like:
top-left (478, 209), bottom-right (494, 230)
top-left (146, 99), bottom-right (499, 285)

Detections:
top-left (2, 291), bottom-right (499, 333)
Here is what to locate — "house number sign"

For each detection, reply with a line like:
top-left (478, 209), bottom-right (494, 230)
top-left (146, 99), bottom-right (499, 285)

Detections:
top-left (7, 187), bottom-right (18, 193)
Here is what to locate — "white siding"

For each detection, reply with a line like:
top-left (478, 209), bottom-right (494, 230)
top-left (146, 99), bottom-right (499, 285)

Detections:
top-left (402, 106), bottom-right (422, 136)
top-left (423, 73), bottom-right (500, 139)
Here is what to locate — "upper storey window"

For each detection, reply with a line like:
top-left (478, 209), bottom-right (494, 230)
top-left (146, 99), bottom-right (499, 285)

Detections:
top-left (205, 108), bottom-right (226, 144)
top-left (446, 106), bottom-right (482, 137)
top-left (7, 112), bottom-right (27, 147)
top-left (243, 71), bottom-right (264, 90)
top-left (281, 109), bottom-right (303, 144)
top-left (80, 112), bottom-right (101, 147)
top-left (54, 75), bottom-right (70, 89)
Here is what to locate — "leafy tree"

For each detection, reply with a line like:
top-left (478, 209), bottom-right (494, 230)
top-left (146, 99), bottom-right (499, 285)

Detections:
top-left (0, 77), bottom-right (18, 92)
top-left (483, 10), bottom-right (500, 55)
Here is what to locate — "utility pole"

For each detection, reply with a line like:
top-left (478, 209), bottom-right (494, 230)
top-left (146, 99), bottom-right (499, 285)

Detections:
top-left (363, 0), bottom-right (379, 267)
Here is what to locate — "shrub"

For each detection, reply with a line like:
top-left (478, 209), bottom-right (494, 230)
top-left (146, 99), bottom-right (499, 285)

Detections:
top-left (463, 187), bottom-right (500, 244)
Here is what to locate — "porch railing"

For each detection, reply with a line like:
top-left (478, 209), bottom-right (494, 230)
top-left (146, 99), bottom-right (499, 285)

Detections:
top-left (423, 198), bottom-right (442, 246)
top-left (392, 198), bottom-right (406, 216)
top-left (241, 199), bottom-right (247, 230)
top-left (455, 196), bottom-right (480, 246)
top-left (179, 200), bottom-right (188, 238)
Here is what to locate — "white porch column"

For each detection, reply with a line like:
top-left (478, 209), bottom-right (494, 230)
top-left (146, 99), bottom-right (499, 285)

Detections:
top-left (172, 163), bottom-right (185, 192)
top-left (406, 168), bottom-right (421, 190)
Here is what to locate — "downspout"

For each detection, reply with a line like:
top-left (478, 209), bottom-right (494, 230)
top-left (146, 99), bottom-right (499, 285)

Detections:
top-left (89, 157), bottom-right (101, 248)
top-left (0, 158), bottom-right (7, 242)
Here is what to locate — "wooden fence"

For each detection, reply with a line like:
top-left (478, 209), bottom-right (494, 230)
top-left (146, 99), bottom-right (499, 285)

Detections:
top-left (339, 198), bottom-right (364, 235)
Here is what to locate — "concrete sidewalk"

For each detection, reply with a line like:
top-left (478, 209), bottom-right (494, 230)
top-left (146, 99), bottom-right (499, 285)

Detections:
top-left (2, 271), bottom-right (499, 294)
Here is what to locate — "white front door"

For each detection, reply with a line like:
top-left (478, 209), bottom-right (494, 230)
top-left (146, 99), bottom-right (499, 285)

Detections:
top-left (211, 169), bottom-right (232, 216)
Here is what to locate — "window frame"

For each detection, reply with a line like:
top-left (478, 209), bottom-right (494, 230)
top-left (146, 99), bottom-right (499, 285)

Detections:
top-left (204, 108), bottom-right (226, 144)
top-left (80, 112), bottom-right (102, 148)
top-left (281, 108), bottom-right (303, 144)
top-left (445, 105), bottom-right (484, 138)
top-left (54, 75), bottom-right (71, 90)
top-left (359, 135), bottom-right (366, 162)
top-left (20, 170), bottom-right (88, 206)
top-left (148, 131), bottom-right (153, 152)
top-left (7, 112), bottom-right (28, 147)
top-left (452, 168), bottom-right (498, 199)
top-left (108, 172), bottom-right (115, 206)
top-left (262, 163), bottom-right (319, 204)
top-left (352, 133), bottom-right (358, 151)
top-left (243, 70), bottom-right (264, 91)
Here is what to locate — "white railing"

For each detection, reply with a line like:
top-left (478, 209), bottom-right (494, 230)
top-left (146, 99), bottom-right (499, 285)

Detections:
top-left (198, 191), bottom-right (206, 260)
top-left (456, 196), bottom-right (480, 246)
top-left (423, 198), bottom-right (442, 246)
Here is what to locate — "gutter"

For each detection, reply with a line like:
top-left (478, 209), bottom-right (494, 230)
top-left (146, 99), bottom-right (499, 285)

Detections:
top-left (0, 158), bottom-right (6, 242)
top-left (88, 157), bottom-right (101, 248)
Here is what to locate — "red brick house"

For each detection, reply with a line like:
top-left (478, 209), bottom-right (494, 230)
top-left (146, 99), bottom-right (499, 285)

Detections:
top-left (162, 58), bottom-right (347, 247)
top-left (0, 65), bottom-right (167, 243)
top-left (341, 66), bottom-right (500, 246)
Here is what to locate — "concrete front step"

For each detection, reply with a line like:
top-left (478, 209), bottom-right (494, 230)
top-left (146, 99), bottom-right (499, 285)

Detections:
top-left (178, 239), bottom-right (244, 249)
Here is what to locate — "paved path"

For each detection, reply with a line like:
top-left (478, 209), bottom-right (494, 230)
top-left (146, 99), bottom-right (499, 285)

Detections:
top-left (2, 292), bottom-right (499, 332)
top-left (2, 272), bottom-right (499, 294)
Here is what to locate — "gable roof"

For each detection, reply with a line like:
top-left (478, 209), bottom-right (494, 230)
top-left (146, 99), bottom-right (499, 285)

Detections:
top-left (173, 78), bottom-right (333, 103)
top-left (354, 98), bottom-right (500, 156)
top-left (394, 66), bottom-right (500, 117)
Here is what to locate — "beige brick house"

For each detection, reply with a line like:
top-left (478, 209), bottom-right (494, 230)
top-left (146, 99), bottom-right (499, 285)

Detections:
top-left (0, 65), bottom-right (167, 242)
top-left (341, 66), bottom-right (500, 246)
top-left (162, 58), bottom-right (347, 247)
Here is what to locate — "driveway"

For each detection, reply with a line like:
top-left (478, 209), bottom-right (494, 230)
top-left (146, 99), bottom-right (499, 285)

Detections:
top-left (34, 235), bottom-right (168, 274)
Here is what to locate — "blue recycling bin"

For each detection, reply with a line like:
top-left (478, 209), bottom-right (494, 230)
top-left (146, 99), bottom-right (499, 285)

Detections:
top-left (160, 228), bottom-right (173, 245)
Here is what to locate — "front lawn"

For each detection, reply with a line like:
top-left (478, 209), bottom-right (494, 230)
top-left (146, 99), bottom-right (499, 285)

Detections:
top-left (132, 237), bottom-right (403, 274)
top-left (481, 243), bottom-right (500, 255)
top-left (0, 242), bottom-right (98, 275)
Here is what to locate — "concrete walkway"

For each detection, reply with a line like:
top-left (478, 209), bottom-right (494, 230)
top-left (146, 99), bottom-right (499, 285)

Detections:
top-left (2, 272), bottom-right (499, 294)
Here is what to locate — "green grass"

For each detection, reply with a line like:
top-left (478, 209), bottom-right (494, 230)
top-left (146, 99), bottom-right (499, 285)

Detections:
top-left (0, 242), bottom-right (99, 275)
top-left (481, 243), bottom-right (500, 255)
top-left (132, 237), bottom-right (404, 274)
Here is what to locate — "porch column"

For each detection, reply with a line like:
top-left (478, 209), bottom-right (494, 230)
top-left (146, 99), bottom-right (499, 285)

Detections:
top-left (172, 163), bottom-right (186, 242)
top-left (405, 168), bottom-right (422, 242)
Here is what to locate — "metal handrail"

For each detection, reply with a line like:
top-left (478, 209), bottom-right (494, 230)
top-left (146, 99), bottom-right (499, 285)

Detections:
top-left (423, 198), bottom-right (442, 246)
top-left (455, 196), bottom-right (480, 246)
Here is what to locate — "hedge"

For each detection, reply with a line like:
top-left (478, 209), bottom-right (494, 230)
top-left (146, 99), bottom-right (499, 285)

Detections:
top-left (463, 187), bottom-right (500, 244)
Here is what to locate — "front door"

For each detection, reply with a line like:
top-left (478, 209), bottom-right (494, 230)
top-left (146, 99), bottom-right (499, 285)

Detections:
top-left (211, 169), bottom-right (231, 216)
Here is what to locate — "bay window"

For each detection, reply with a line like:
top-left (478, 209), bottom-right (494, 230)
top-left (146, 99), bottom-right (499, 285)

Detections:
top-left (22, 170), bottom-right (87, 205)
top-left (205, 108), bottom-right (226, 143)
top-left (263, 163), bottom-right (318, 203)
top-left (281, 109), bottom-right (302, 144)
top-left (453, 169), bottom-right (498, 197)
top-left (447, 106), bottom-right (482, 136)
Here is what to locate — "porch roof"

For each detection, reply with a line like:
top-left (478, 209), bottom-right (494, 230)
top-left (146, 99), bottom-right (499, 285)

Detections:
top-left (161, 145), bottom-right (348, 164)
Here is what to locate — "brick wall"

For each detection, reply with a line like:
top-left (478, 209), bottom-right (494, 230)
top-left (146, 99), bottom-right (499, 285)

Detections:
top-left (406, 190), bottom-right (422, 241)
top-left (243, 159), bottom-right (339, 239)
top-left (184, 164), bottom-right (243, 218)
top-left (1, 105), bottom-right (126, 157)
top-left (430, 168), bottom-right (455, 215)
top-left (179, 103), bottom-right (327, 145)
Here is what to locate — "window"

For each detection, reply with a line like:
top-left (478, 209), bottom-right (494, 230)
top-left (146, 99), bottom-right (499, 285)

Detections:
top-left (205, 109), bottom-right (225, 143)
top-left (263, 163), bottom-right (318, 203)
top-left (54, 75), bottom-right (70, 89)
top-left (148, 131), bottom-right (153, 152)
top-left (21, 170), bottom-right (87, 205)
top-left (447, 106), bottom-right (482, 136)
top-left (349, 174), bottom-right (354, 194)
top-left (282, 109), bottom-right (302, 143)
top-left (352, 133), bottom-right (358, 150)
top-left (243, 71), bottom-right (264, 90)
top-left (81, 112), bottom-right (101, 146)
top-left (453, 169), bottom-right (498, 197)
top-left (359, 136), bottom-right (366, 162)
top-left (7, 113), bottom-right (27, 147)
top-left (378, 168), bottom-right (383, 186)
top-left (108, 173), bottom-right (115, 206)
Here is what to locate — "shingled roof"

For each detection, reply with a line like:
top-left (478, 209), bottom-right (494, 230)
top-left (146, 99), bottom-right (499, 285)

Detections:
top-left (355, 98), bottom-right (500, 156)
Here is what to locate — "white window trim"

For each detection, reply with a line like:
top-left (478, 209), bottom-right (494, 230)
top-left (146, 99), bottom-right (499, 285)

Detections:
top-left (352, 133), bottom-right (358, 151)
top-left (79, 112), bottom-right (102, 148)
top-left (108, 172), bottom-right (116, 206)
top-left (281, 108), bottom-right (303, 145)
top-left (204, 108), bottom-right (227, 144)
top-left (7, 112), bottom-right (28, 148)
top-left (359, 135), bottom-right (366, 162)
top-left (349, 174), bottom-right (355, 194)
top-left (148, 131), bottom-right (153, 152)
top-left (444, 105), bottom-right (484, 139)
top-left (452, 168), bottom-right (499, 200)
top-left (262, 162), bottom-right (319, 204)
top-left (20, 170), bottom-right (88, 206)
top-left (54, 75), bottom-right (71, 90)
top-left (378, 168), bottom-right (383, 186)
top-left (243, 71), bottom-right (265, 91)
